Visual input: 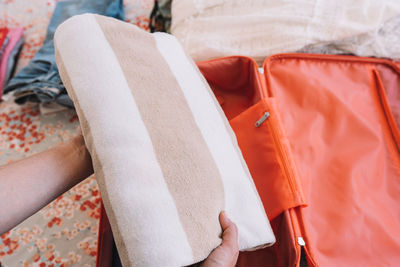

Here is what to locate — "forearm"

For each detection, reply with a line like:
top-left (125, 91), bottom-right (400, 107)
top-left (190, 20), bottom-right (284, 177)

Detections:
top-left (0, 135), bottom-right (93, 235)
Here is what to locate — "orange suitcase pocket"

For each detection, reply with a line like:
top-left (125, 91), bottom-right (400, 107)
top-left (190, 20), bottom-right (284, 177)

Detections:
top-left (229, 99), bottom-right (306, 220)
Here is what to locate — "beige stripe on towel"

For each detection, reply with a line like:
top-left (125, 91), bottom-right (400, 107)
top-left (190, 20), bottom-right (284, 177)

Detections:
top-left (95, 15), bottom-right (225, 260)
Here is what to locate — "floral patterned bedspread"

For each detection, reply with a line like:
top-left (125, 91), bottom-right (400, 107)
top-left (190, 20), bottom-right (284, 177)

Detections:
top-left (0, 1), bottom-right (152, 266)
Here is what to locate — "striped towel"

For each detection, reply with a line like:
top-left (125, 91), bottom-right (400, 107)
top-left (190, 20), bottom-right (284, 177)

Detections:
top-left (54, 14), bottom-right (275, 267)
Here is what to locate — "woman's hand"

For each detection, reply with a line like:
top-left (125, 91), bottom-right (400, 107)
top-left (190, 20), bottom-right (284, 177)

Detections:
top-left (201, 211), bottom-right (239, 267)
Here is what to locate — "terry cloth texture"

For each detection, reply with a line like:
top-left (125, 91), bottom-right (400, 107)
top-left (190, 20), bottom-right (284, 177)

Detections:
top-left (54, 14), bottom-right (275, 267)
top-left (171, 0), bottom-right (400, 65)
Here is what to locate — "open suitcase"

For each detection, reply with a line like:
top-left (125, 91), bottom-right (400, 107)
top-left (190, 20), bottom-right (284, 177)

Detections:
top-left (97, 53), bottom-right (400, 267)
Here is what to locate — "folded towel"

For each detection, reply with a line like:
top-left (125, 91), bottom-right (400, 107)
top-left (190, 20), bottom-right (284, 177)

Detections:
top-left (54, 14), bottom-right (275, 267)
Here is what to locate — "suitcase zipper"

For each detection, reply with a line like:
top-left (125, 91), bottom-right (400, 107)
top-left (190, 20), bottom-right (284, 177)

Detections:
top-left (297, 237), bottom-right (305, 246)
top-left (254, 70), bottom-right (294, 180)
top-left (264, 112), bottom-right (299, 199)
top-left (372, 69), bottom-right (400, 152)
top-left (298, 237), bottom-right (309, 267)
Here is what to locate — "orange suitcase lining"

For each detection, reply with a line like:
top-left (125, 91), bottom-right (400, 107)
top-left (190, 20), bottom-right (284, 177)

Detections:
top-left (198, 54), bottom-right (400, 267)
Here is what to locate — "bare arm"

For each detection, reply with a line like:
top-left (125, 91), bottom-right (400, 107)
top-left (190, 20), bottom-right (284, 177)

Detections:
top-left (0, 134), bottom-right (93, 235)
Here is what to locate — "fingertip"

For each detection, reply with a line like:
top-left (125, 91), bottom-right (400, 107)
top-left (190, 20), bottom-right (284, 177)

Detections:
top-left (219, 211), bottom-right (231, 229)
top-left (219, 211), bottom-right (239, 251)
top-left (220, 211), bottom-right (227, 220)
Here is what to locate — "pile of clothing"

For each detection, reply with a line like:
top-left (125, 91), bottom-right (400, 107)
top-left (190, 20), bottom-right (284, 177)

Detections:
top-left (0, 27), bottom-right (24, 99)
top-left (170, 0), bottom-right (400, 65)
top-left (3, 0), bottom-right (125, 108)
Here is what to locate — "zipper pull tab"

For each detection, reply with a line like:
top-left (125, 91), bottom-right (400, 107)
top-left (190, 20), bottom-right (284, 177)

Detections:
top-left (255, 112), bottom-right (270, 127)
top-left (297, 237), bottom-right (306, 246)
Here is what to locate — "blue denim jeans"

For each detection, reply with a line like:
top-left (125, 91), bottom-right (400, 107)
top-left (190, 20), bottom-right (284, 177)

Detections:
top-left (4, 0), bottom-right (124, 107)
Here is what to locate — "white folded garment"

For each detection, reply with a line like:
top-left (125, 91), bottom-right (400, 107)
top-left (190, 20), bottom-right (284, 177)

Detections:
top-left (171, 0), bottom-right (400, 64)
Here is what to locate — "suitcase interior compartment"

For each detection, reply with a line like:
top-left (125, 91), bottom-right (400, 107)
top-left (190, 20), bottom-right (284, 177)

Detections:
top-left (196, 56), bottom-right (263, 120)
top-left (197, 56), bottom-right (303, 267)
top-left (263, 54), bottom-right (400, 267)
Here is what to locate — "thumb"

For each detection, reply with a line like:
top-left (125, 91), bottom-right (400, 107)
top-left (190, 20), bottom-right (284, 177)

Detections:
top-left (219, 211), bottom-right (238, 250)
